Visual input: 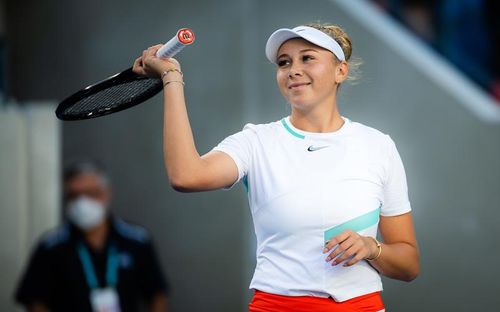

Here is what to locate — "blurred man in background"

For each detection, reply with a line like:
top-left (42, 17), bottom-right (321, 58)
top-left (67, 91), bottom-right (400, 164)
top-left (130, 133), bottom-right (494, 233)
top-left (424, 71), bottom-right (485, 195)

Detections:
top-left (14, 161), bottom-right (170, 312)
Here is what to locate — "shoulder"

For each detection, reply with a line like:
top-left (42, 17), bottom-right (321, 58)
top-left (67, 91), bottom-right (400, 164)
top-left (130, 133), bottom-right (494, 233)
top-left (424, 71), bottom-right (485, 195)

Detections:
top-left (348, 120), bottom-right (388, 139)
top-left (238, 119), bottom-right (287, 143)
top-left (242, 118), bottom-right (283, 133)
top-left (39, 223), bottom-right (71, 249)
top-left (113, 218), bottom-right (151, 244)
top-left (347, 120), bottom-right (405, 169)
top-left (347, 119), bottom-right (394, 147)
top-left (216, 120), bottom-right (282, 147)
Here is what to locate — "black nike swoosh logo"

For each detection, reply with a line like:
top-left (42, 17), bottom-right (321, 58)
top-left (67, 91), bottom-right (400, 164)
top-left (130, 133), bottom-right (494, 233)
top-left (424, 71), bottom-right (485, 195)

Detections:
top-left (307, 145), bottom-right (329, 152)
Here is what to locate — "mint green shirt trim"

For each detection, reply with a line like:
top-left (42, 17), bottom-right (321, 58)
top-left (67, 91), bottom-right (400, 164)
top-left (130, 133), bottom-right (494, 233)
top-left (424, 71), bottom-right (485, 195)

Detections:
top-left (324, 203), bottom-right (382, 243)
top-left (281, 118), bottom-right (305, 139)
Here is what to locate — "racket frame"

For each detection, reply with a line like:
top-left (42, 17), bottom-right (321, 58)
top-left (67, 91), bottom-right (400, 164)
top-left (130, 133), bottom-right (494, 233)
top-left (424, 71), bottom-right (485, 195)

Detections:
top-left (55, 68), bottom-right (162, 120)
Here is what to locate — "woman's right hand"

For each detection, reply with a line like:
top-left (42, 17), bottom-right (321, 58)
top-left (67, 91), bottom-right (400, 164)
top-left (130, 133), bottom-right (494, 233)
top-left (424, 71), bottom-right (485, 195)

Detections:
top-left (132, 44), bottom-right (182, 78)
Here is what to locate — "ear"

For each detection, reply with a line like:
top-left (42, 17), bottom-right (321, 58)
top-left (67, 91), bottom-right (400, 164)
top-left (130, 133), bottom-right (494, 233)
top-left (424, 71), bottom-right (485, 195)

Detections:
top-left (335, 61), bottom-right (349, 84)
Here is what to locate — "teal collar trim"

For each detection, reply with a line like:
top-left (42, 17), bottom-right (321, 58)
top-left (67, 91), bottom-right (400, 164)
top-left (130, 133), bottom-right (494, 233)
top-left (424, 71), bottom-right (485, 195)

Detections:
top-left (324, 203), bottom-right (382, 243)
top-left (281, 118), bottom-right (305, 139)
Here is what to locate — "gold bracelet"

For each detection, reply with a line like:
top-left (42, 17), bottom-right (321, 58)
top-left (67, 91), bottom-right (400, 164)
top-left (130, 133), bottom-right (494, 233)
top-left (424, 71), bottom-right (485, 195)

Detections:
top-left (163, 80), bottom-right (185, 87)
top-left (161, 68), bottom-right (183, 80)
top-left (365, 236), bottom-right (382, 261)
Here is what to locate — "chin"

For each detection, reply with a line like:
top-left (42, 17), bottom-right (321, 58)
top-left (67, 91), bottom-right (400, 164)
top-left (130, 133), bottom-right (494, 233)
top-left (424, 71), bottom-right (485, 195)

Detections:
top-left (288, 99), bottom-right (315, 111)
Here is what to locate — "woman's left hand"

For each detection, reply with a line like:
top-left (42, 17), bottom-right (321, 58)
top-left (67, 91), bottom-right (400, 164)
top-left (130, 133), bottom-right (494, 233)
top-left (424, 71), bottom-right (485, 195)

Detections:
top-left (323, 230), bottom-right (378, 267)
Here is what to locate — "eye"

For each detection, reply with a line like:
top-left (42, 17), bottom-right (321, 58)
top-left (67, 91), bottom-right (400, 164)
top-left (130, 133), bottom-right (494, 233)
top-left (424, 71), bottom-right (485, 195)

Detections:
top-left (302, 55), bottom-right (314, 62)
top-left (277, 59), bottom-right (289, 67)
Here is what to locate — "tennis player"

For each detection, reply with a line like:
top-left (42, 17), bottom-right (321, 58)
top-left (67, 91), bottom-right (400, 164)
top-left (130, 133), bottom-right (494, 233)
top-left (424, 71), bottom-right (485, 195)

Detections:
top-left (133, 23), bottom-right (419, 311)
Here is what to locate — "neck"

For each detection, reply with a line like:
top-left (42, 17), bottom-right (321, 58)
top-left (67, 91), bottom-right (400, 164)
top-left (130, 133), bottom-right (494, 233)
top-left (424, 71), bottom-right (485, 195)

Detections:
top-left (290, 103), bottom-right (344, 133)
top-left (84, 219), bottom-right (109, 251)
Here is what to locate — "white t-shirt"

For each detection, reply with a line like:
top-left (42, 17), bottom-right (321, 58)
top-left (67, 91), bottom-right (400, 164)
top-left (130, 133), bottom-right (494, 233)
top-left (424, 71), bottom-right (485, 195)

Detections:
top-left (212, 116), bottom-right (412, 302)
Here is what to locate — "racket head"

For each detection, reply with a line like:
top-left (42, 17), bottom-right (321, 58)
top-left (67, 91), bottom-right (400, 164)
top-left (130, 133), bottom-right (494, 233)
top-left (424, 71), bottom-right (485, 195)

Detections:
top-left (56, 68), bottom-right (162, 120)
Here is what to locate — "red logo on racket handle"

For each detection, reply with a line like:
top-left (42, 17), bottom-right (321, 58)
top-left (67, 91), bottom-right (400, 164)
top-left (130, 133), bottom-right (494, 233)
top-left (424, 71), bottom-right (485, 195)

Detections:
top-left (177, 28), bottom-right (195, 45)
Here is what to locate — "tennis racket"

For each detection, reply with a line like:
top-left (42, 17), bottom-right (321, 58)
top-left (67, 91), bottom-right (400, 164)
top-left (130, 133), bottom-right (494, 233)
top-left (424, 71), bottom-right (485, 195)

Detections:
top-left (55, 28), bottom-right (195, 121)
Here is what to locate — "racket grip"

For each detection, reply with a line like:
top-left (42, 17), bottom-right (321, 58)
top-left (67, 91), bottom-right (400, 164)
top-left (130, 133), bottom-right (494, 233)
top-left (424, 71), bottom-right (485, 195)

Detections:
top-left (156, 28), bottom-right (195, 59)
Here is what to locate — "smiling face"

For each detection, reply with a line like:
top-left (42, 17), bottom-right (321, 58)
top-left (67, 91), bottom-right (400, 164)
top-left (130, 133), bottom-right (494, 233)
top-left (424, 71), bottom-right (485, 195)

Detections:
top-left (276, 38), bottom-right (348, 113)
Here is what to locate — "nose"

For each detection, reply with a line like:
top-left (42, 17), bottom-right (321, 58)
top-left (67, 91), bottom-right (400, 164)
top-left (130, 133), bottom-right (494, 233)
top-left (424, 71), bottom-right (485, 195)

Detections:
top-left (288, 61), bottom-right (303, 78)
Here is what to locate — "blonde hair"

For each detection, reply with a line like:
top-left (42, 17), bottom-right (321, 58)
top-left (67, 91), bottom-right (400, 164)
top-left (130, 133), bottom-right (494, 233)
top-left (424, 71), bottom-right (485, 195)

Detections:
top-left (306, 22), bottom-right (362, 82)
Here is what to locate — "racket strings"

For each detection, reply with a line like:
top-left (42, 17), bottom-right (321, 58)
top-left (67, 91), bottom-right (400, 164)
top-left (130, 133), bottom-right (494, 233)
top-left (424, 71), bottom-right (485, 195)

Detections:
top-left (62, 78), bottom-right (161, 117)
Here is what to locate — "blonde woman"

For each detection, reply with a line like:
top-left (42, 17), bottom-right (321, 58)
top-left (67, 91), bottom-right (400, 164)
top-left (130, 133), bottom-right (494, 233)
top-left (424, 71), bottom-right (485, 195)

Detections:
top-left (133, 23), bottom-right (419, 311)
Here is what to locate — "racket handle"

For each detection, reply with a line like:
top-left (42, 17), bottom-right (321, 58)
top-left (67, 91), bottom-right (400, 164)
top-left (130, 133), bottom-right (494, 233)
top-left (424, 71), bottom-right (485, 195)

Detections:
top-left (156, 28), bottom-right (195, 59)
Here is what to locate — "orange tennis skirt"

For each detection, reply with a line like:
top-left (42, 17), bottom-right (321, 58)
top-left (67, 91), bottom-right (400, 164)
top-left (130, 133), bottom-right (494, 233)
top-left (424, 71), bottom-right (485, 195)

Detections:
top-left (249, 290), bottom-right (385, 312)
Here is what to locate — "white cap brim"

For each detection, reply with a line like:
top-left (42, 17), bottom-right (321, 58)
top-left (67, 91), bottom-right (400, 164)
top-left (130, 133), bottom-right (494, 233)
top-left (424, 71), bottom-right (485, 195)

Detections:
top-left (265, 25), bottom-right (345, 64)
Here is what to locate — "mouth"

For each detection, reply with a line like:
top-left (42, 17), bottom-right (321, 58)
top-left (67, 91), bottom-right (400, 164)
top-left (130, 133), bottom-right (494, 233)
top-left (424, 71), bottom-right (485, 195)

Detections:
top-left (288, 82), bottom-right (311, 89)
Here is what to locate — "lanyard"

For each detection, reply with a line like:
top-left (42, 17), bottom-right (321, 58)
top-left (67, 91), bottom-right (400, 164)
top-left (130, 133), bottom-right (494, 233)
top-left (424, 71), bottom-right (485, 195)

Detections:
top-left (77, 242), bottom-right (119, 289)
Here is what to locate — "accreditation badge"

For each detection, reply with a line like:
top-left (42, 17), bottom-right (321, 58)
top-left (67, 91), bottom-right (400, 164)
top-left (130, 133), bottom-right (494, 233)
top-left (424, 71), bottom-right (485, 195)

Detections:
top-left (90, 287), bottom-right (121, 312)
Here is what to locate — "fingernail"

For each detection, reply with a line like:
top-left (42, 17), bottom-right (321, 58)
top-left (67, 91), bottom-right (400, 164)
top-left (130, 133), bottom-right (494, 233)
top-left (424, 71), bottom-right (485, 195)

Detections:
top-left (332, 262), bottom-right (337, 266)
top-left (323, 248), bottom-right (328, 253)
top-left (325, 257), bottom-right (331, 262)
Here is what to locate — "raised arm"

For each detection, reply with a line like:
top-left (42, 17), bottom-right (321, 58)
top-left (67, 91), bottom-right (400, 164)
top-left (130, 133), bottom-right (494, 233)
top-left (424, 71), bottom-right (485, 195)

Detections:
top-left (132, 45), bottom-right (238, 192)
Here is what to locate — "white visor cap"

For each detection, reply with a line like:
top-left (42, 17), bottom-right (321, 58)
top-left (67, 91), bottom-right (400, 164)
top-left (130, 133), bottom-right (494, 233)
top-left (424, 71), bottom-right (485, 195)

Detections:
top-left (265, 25), bottom-right (346, 64)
